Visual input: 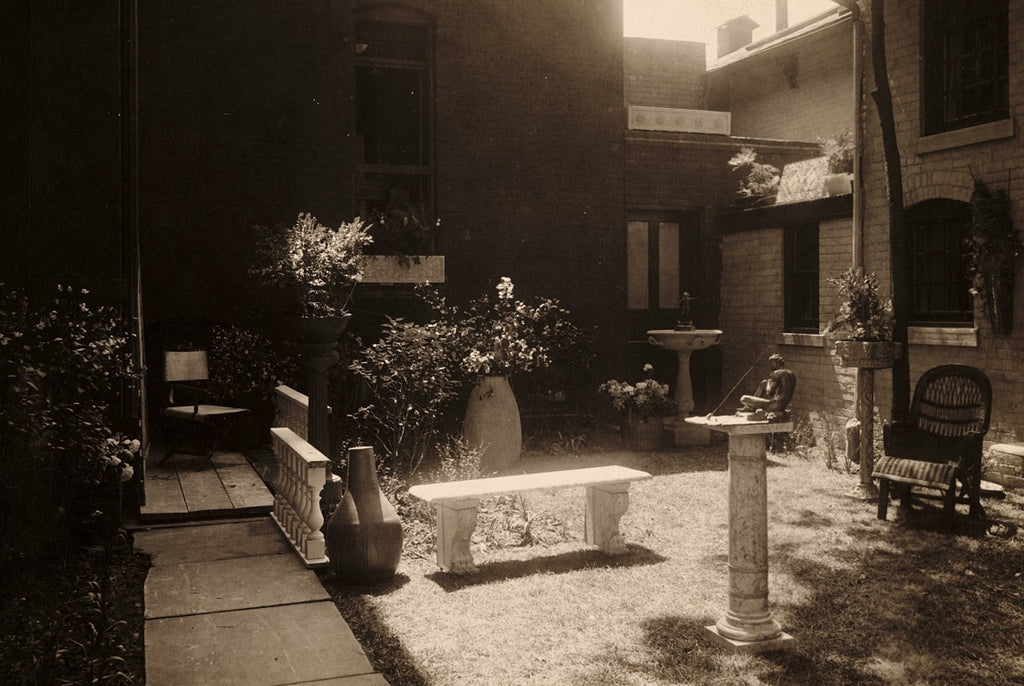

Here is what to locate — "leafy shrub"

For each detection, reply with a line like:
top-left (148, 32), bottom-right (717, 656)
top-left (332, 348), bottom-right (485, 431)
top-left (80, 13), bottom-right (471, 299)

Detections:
top-left (208, 324), bottom-right (298, 404)
top-left (433, 436), bottom-right (483, 483)
top-left (349, 318), bottom-right (462, 477)
top-left (0, 285), bottom-right (139, 554)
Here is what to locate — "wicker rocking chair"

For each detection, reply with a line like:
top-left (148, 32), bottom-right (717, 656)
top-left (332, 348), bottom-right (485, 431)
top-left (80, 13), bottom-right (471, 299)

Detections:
top-left (873, 364), bottom-right (992, 524)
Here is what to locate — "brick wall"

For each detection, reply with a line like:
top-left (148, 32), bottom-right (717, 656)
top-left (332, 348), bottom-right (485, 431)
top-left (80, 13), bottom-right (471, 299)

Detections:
top-left (6, 0), bottom-right (127, 303)
top-left (624, 37), bottom-right (705, 108)
top-left (432, 0), bottom-right (626, 375)
top-left (136, 0), bottom-right (628, 384)
top-left (858, 0), bottom-right (1024, 485)
top-left (719, 203), bottom-right (857, 439)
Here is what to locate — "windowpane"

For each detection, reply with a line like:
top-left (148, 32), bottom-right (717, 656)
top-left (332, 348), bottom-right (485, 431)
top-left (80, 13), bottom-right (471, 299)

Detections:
top-left (356, 66), bottom-right (426, 166)
top-left (906, 199), bottom-right (972, 324)
top-left (784, 223), bottom-right (819, 332)
top-left (924, 0), bottom-right (1008, 134)
top-left (627, 221), bottom-right (649, 310)
top-left (658, 223), bottom-right (680, 309)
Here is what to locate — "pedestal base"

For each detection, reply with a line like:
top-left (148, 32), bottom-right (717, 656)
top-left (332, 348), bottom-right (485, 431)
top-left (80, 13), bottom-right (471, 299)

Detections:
top-left (703, 625), bottom-right (795, 654)
top-left (663, 417), bottom-right (711, 446)
top-left (849, 481), bottom-right (879, 500)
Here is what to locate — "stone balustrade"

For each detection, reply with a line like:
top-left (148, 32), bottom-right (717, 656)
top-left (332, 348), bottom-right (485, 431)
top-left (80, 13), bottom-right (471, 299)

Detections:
top-left (269, 426), bottom-right (330, 566)
top-left (274, 384), bottom-right (312, 440)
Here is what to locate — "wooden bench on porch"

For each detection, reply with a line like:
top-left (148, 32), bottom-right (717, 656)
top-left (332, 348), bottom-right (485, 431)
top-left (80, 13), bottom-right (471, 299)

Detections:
top-left (408, 465), bottom-right (652, 574)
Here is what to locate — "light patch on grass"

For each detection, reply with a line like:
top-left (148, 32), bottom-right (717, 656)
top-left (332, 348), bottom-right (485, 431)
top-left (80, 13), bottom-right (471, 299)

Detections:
top-left (322, 440), bottom-right (1024, 686)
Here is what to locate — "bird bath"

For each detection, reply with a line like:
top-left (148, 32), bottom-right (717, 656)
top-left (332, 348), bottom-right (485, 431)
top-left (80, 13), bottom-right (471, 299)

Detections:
top-left (648, 328), bottom-right (723, 446)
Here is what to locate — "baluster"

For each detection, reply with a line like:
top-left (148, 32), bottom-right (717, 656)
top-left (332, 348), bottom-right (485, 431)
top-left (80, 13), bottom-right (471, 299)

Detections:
top-left (305, 463), bottom-right (327, 560)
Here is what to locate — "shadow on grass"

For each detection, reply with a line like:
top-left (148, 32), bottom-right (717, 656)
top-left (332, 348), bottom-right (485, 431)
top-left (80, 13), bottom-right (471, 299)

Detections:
top-left (766, 501), bottom-right (1024, 685)
top-left (425, 544), bottom-right (668, 591)
top-left (316, 571), bottom-right (430, 686)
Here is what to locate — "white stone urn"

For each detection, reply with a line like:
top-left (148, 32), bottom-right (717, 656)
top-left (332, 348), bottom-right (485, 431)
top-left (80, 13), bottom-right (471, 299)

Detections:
top-left (833, 340), bottom-right (900, 369)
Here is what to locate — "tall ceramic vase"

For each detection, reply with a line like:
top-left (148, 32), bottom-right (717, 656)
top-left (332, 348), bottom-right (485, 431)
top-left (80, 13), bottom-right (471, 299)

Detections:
top-left (325, 445), bottom-right (403, 584)
top-left (464, 375), bottom-right (522, 473)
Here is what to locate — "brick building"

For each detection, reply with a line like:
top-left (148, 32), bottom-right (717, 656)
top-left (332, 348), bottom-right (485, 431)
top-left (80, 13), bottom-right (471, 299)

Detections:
top-left (712, 0), bottom-right (1024, 488)
top-left (854, 0), bottom-right (1024, 486)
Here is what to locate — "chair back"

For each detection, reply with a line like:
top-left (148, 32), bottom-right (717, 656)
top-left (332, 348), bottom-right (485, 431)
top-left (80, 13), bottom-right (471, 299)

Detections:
top-left (165, 350), bottom-right (210, 383)
top-left (910, 364), bottom-right (992, 438)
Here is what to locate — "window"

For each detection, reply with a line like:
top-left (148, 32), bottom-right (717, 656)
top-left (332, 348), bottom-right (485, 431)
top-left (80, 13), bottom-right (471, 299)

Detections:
top-left (906, 199), bottom-right (973, 324)
top-left (784, 223), bottom-right (819, 332)
top-left (626, 213), bottom-right (698, 312)
top-left (923, 0), bottom-right (1008, 135)
top-left (627, 220), bottom-right (681, 310)
top-left (354, 15), bottom-right (433, 218)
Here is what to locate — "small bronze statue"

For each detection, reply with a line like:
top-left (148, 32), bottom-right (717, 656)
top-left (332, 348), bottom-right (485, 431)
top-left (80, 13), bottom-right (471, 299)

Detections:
top-left (674, 292), bottom-right (695, 331)
top-left (738, 353), bottom-right (796, 421)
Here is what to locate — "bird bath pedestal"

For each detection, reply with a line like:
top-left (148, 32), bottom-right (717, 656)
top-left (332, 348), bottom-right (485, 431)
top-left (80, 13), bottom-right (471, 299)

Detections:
top-left (686, 414), bottom-right (795, 653)
top-left (648, 329), bottom-right (722, 446)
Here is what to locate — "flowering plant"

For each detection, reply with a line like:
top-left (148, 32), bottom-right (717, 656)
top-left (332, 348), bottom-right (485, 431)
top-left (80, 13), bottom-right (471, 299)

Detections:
top-left (599, 364), bottom-right (675, 421)
top-left (102, 434), bottom-right (141, 483)
top-left (249, 212), bottom-right (373, 318)
top-left (424, 277), bottom-right (571, 378)
top-left (824, 267), bottom-right (894, 342)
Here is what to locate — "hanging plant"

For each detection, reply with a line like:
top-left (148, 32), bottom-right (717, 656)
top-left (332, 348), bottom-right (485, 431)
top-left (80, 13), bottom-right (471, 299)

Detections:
top-left (965, 177), bottom-right (1021, 334)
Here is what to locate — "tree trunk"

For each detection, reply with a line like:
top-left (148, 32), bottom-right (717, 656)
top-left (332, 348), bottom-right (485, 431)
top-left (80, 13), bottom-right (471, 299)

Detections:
top-left (868, 0), bottom-right (910, 422)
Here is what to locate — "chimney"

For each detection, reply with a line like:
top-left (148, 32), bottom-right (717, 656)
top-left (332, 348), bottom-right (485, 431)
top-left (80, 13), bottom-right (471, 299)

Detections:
top-left (716, 15), bottom-right (759, 58)
top-left (776, 0), bottom-right (789, 32)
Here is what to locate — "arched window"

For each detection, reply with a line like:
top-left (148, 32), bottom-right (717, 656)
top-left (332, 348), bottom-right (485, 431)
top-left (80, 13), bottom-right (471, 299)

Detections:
top-left (906, 198), bottom-right (973, 324)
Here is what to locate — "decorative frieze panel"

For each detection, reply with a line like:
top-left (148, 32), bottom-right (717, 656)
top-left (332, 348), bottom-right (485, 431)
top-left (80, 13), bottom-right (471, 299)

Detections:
top-left (628, 106), bottom-right (731, 135)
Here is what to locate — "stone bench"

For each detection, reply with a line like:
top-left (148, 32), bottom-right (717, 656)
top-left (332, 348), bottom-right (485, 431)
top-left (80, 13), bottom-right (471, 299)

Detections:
top-left (408, 465), bottom-right (652, 574)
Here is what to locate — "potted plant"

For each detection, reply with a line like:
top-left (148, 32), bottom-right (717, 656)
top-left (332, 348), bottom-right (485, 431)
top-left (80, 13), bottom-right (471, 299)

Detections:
top-left (966, 177), bottom-right (1021, 335)
top-left (599, 364), bottom-right (675, 450)
top-left (825, 267), bottom-right (899, 368)
top-left (728, 147), bottom-right (780, 207)
top-left (249, 212), bottom-right (373, 338)
top-left (361, 192), bottom-right (445, 284)
top-left (820, 130), bottom-right (854, 196)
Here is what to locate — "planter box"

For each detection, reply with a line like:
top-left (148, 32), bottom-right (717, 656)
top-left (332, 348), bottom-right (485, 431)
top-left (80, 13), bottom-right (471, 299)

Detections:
top-left (361, 255), bottom-right (445, 284)
top-left (833, 340), bottom-right (901, 369)
top-left (824, 173), bottom-right (853, 196)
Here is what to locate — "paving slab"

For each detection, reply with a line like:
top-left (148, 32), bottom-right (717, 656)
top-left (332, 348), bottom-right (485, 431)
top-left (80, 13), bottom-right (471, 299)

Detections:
top-left (217, 462), bottom-right (276, 511)
top-left (135, 519), bottom-right (290, 565)
top-left (145, 552), bottom-right (329, 619)
top-left (145, 601), bottom-right (376, 686)
top-left (140, 470), bottom-right (189, 521)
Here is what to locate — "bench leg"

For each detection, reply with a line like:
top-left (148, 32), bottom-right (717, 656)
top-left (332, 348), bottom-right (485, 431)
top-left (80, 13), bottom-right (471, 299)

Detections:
top-left (436, 499), bottom-right (479, 574)
top-left (585, 483), bottom-right (630, 554)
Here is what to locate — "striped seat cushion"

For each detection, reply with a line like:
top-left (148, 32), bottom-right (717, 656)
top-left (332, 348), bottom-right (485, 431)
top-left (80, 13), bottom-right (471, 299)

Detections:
top-left (872, 456), bottom-right (956, 489)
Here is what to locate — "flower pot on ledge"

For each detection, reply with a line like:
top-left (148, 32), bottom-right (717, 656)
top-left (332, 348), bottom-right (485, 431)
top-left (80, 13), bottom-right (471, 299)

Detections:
top-left (833, 340), bottom-right (900, 369)
top-left (361, 255), bottom-right (445, 284)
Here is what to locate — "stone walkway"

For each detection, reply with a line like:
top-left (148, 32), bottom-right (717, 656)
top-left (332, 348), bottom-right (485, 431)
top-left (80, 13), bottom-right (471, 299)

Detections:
top-left (134, 517), bottom-right (388, 686)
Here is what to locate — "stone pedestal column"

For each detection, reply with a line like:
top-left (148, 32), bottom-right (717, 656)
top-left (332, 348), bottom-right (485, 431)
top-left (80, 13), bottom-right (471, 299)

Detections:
top-left (686, 415), bottom-right (795, 654)
top-left (854, 368), bottom-right (879, 498)
top-left (296, 315), bottom-right (350, 519)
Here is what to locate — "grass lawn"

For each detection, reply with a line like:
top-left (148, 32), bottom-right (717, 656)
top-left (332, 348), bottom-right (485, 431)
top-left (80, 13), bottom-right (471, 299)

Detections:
top-left (321, 434), bottom-right (1024, 686)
